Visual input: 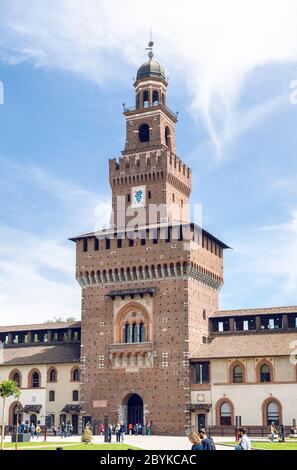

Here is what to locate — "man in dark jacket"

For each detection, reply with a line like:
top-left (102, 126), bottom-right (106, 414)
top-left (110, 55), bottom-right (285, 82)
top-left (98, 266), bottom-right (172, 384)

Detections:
top-left (199, 429), bottom-right (216, 450)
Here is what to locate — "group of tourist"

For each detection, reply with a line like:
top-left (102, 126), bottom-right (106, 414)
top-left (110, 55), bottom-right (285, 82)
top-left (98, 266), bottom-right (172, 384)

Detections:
top-left (52, 422), bottom-right (74, 438)
top-left (188, 428), bottom-right (252, 451)
top-left (98, 420), bottom-right (152, 441)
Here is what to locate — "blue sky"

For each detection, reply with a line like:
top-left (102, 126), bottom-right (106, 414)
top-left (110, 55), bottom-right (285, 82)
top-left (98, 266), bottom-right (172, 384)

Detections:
top-left (0, 0), bottom-right (297, 325)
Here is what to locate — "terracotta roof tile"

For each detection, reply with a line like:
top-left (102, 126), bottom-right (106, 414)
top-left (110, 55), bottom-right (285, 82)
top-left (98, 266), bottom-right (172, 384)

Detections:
top-left (1, 343), bottom-right (80, 366)
top-left (191, 331), bottom-right (297, 359)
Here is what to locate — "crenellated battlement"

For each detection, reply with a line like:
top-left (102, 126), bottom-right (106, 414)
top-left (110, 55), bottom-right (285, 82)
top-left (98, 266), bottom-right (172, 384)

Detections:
top-left (109, 148), bottom-right (192, 190)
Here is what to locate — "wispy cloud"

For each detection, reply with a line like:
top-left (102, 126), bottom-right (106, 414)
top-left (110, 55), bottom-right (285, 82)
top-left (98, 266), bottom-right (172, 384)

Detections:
top-left (1, 0), bottom-right (297, 155)
top-left (0, 224), bottom-right (80, 325)
top-left (0, 158), bottom-right (111, 325)
top-left (223, 210), bottom-right (297, 308)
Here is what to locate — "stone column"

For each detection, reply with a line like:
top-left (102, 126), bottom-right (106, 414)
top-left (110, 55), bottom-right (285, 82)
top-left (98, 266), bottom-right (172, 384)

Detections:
top-left (256, 316), bottom-right (261, 332)
top-left (229, 318), bottom-right (235, 333)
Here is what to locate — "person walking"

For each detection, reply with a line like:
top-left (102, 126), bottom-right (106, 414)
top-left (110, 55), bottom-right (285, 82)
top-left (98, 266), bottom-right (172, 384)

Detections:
top-left (188, 432), bottom-right (203, 451)
top-left (146, 420), bottom-right (152, 436)
top-left (61, 421), bottom-right (66, 438)
top-left (128, 423), bottom-right (133, 435)
top-left (115, 423), bottom-right (121, 443)
top-left (138, 423), bottom-right (143, 435)
top-left (36, 424), bottom-right (41, 439)
top-left (98, 423), bottom-right (104, 436)
top-left (199, 429), bottom-right (216, 450)
top-left (30, 422), bottom-right (35, 439)
top-left (235, 428), bottom-right (251, 450)
top-left (279, 424), bottom-right (286, 442)
top-left (120, 422), bottom-right (126, 442)
top-left (108, 424), bottom-right (112, 443)
top-left (270, 422), bottom-right (278, 442)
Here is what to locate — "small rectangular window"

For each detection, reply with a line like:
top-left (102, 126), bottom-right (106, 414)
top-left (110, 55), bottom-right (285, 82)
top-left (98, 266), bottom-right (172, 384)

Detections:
top-left (194, 362), bottom-right (210, 384)
top-left (94, 238), bottom-right (99, 251)
top-left (127, 194), bottom-right (131, 203)
top-left (117, 239), bottom-right (122, 248)
top-left (162, 353), bottom-right (169, 368)
top-left (141, 238), bottom-right (146, 246)
top-left (83, 239), bottom-right (88, 252)
top-left (129, 239), bottom-right (134, 247)
top-left (98, 355), bottom-right (105, 369)
top-left (105, 239), bottom-right (110, 250)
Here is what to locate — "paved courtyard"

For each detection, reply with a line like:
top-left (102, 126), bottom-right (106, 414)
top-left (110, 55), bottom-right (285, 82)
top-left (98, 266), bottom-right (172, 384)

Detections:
top-left (3, 434), bottom-right (233, 451)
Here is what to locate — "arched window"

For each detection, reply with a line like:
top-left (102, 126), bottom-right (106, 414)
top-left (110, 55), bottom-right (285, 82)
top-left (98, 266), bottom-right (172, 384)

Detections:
top-left (124, 323), bottom-right (131, 343)
top-left (49, 390), bottom-right (55, 402)
top-left (72, 368), bottom-right (80, 382)
top-left (267, 402), bottom-right (280, 426)
top-left (153, 90), bottom-right (159, 105)
top-left (29, 370), bottom-right (41, 388)
top-left (232, 365), bottom-right (244, 383)
top-left (60, 414), bottom-right (67, 426)
top-left (10, 370), bottom-right (21, 388)
top-left (143, 90), bottom-right (149, 107)
top-left (132, 323), bottom-right (138, 343)
top-left (260, 364), bottom-right (271, 383)
top-left (9, 402), bottom-right (23, 426)
top-left (220, 402), bottom-right (232, 425)
top-left (139, 323), bottom-right (146, 343)
top-left (165, 126), bottom-right (171, 148)
top-left (47, 414), bottom-right (55, 428)
top-left (48, 368), bottom-right (57, 383)
top-left (139, 124), bottom-right (150, 143)
top-left (72, 390), bottom-right (79, 402)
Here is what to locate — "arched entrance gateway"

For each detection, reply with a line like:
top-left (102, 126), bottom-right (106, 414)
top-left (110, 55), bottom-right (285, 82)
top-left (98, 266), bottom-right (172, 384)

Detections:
top-left (122, 394), bottom-right (144, 428)
top-left (128, 394), bottom-right (143, 427)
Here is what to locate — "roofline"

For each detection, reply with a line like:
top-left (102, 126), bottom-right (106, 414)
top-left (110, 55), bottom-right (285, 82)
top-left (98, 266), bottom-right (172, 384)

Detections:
top-left (69, 222), bottom-right (230, 249)
top-left (211, 305), bottom-right (297, 318)
top-left (0, 321), bottom-right (81, 334)
top-left (190, 353), bottom-right (291, 361)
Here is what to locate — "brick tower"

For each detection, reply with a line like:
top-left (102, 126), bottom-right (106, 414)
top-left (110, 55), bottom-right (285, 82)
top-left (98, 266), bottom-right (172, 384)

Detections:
top-left (71, 42), bottom-right (228, 435)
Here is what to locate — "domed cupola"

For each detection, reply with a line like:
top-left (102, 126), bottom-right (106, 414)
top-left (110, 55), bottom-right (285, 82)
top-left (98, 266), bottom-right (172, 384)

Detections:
top-left (136, 59), bottom-right (166, 81)
top-left (136, 41), bottom-right (166, 82)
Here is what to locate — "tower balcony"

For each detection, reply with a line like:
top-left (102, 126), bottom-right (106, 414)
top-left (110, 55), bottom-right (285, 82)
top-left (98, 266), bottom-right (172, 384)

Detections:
top-left (109, 342), bottom-right (154, 369)
top-left (123, 103), bottom-right (178, 122)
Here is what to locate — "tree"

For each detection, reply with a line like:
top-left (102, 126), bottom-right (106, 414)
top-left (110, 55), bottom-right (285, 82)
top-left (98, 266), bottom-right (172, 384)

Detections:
top-left (81, 423), bottom-right (93, 445)
top-left (0, 380), bottom-right (20, 451)
top-left (45, 317), bottom-right (77, 324)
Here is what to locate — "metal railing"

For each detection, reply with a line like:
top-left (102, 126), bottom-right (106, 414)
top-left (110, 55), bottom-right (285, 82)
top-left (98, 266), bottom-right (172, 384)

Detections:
top-left (123, 103), bottom-right (178, 120)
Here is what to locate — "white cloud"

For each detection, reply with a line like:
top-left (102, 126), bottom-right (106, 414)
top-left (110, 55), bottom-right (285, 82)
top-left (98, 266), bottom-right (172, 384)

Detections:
top-left (223, 210), bottom-right (297, 307)
top-left (0, 160), bottom-right (112, 325)
top-left (1, 0), bottom-right (297, 155)
top-left (0, 156), bottom-right (112, 235)
top-left (0, 224), bottom-right (80, 325)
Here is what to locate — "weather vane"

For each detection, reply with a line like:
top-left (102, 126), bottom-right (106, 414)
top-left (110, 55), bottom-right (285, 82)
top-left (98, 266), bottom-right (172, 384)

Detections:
top-left (145, 27), bottom-right (154, 60)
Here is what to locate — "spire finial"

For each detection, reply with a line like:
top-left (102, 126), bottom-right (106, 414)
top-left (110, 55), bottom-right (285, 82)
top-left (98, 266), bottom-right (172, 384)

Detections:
top-left (146, 27), bottom-right (154, 60)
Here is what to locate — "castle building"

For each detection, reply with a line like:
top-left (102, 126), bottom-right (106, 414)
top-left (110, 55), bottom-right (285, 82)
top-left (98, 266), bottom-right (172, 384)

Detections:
top-left (0, 45), bottom-right (297, 436)
top-left (0, 322), bottom-right (81, 432)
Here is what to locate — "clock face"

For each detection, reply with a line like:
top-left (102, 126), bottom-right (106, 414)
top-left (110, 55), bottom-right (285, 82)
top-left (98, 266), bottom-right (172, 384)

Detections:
top-left (131, 186), bottom-right (146, 208)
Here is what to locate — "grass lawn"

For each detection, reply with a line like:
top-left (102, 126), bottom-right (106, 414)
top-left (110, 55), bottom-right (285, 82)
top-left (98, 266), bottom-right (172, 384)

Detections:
top-left (220, 441), bottom-right (297, 450)
top-left (3, 442), bottom-right (141, 451)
